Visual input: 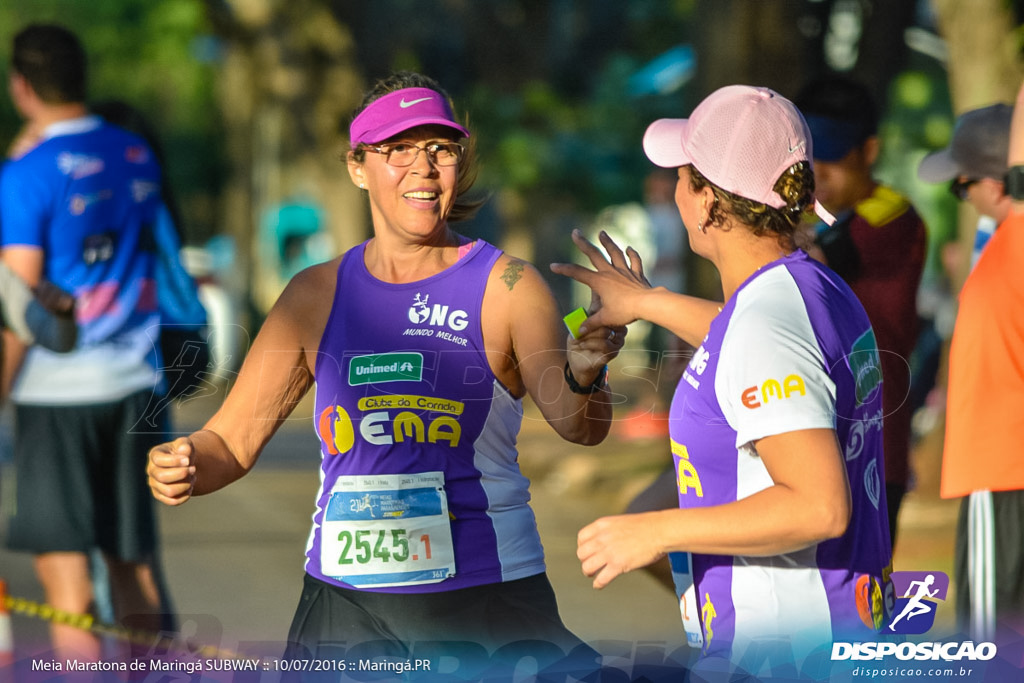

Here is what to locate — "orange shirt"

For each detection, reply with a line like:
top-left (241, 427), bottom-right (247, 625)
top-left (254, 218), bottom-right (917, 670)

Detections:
top-left (941, 213), bottom-right (1024, 498)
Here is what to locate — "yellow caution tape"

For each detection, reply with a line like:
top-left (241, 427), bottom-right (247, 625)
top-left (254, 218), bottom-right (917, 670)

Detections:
top-left (1, 592), bottom-right (239, 660)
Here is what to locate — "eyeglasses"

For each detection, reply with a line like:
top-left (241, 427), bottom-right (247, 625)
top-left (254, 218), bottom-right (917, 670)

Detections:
top-left (363, 140), bottom-right (464, 167)
top-left (949, 177), bottom-right (980, 201)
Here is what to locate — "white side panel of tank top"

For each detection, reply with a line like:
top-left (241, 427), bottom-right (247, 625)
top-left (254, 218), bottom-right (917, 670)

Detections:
top-left (472, 380), bottom-right (546, 580)
top-left (304, 381), bottom-right (332, 568)
top-left (730, 548), bottom-right (833, 668)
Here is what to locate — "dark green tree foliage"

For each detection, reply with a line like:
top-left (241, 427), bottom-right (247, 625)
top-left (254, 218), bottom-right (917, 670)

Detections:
top-left (0, 0), bottom-right (959, 255)
top-left (0, 0), bottom-right (222, 242)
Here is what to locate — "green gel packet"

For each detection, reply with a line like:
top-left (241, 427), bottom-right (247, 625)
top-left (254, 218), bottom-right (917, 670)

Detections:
top-left (563, 306), bottom-right (588, 339)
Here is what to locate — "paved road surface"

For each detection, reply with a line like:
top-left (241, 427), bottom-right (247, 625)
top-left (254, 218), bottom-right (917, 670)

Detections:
top-left (1, 391), bottom-right (960, 678)
top-left (0, 396), bottom-right (688, 670)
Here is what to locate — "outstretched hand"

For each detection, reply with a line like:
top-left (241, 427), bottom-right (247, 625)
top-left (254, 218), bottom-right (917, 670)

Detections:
top-left (550, 229), bottom-right (652, 335)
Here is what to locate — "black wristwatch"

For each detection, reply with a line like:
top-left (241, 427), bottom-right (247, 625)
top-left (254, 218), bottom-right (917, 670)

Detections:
top-left (564, 362), bottom-right (608, 394)
top-left (1007, 165), bottom-right (1024, 200)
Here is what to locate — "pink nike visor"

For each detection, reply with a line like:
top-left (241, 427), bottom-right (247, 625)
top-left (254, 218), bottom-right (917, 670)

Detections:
top-left (349, 87), bottom-right (470, 146)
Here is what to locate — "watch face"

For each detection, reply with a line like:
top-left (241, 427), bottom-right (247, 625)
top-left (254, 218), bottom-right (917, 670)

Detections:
top-left (1008, 165), bottom-right (1024, 200)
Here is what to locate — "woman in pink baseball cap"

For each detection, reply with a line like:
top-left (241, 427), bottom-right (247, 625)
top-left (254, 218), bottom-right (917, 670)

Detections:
top-left (148, 71), bottom-right (623, 671)
top-left (553, 85), bottom-right (893, 675)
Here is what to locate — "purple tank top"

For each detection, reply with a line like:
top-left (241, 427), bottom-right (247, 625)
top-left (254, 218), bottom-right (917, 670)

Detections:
top-left (306, 239), bottom-right (546, 593)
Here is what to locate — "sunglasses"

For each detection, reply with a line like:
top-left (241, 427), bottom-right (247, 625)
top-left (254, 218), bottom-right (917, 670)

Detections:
top-left (949, 177), bottom-right (980, 201)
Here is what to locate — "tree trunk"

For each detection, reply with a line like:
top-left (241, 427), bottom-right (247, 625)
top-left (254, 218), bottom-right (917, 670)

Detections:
top-left (930, 0), bottom-right (1022, 292)
top-left (204, 0), bottom-right (366, 316)
top-left (932, 0), bottom-right (1020, 112)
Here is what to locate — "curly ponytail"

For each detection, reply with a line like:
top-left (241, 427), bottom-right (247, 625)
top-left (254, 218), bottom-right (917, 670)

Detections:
top-left (688, 162), bottom-right (816, 248)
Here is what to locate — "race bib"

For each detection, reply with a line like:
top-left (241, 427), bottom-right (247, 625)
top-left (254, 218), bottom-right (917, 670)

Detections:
top-left (320, 472), bottom-right (455, 588)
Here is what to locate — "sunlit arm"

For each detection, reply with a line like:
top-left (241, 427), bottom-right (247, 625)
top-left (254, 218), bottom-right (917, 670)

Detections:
top-left (577, 428), bottom-right (851, 589)
top-left (485, 256), bottom-right (621, 446)
top-left (519, 326), bottom-right (617, 446)
top-left (148, 265), bottom-right (325, 505)
top-left (1, 245), bottom-right (44, 399)
top-left (630, 286), bottom-right (721, 349)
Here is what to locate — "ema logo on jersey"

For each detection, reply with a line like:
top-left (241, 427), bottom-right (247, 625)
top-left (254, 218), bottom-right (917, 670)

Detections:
top-left (887, 571), bottom-right (948, 634)
top-left (671, 440), bottom-right (703, 498)
top-left (740, 374), bottom-right (807, 409)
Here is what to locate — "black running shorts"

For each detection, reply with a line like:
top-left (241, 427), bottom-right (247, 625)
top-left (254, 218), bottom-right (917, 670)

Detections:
top-left (5, 390), bottom-right (165, 561)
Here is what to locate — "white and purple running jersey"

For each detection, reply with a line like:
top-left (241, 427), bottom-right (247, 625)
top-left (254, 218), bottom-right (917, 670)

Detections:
top-left (670, 250), bottom-right (892, 660)
top-left (308, 240), bottom-right (545, 593)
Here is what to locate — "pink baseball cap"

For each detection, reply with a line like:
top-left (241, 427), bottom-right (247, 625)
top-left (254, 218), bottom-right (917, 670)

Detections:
top-left (349, 87), bottom-right (470, 146)
top-left (643, 85), bottom-right (835, 225)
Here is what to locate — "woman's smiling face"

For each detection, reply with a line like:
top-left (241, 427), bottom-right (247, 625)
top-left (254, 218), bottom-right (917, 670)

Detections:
top-left (350, 125), bottom-right (460, 242)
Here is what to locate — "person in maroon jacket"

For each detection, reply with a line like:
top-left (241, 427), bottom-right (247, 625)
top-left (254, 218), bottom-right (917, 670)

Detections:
top-left (794, 76), bottom-right (927, 548)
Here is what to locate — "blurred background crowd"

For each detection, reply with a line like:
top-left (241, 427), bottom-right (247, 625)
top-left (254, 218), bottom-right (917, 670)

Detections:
top-left (2, 0), bottom-right (1023, 654)
top-left (3, 0), bottom-right (1017, 336)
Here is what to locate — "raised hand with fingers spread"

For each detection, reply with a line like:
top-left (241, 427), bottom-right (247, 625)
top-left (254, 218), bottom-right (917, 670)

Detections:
top-left (550, 85), bottom-right (893, 671)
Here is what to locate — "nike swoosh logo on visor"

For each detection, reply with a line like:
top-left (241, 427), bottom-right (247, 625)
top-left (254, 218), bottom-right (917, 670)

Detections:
top-left (399, 97), bottom-right (433, 108)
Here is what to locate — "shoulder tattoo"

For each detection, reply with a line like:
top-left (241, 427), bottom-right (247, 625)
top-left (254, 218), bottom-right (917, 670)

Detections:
top-left (500, 260), bottom-right (525, 291)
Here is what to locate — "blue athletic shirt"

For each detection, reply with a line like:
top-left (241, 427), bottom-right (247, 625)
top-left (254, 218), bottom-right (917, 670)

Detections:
top-left (0, 116), bottom-right (162, 404)
top-left (308, 239), bottom-right (546, 593)
top-left (670, 250), bottom-right (893, 664)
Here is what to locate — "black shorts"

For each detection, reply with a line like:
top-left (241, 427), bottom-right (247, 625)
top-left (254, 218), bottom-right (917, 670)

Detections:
top-left (954, 489), bottom-right (1024, 636)
top-left (284, 572), bottom-right (599, 677)
top-left (4, 390), bottom-right (165, 561)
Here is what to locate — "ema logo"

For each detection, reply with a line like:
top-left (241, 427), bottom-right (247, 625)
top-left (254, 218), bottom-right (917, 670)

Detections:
top-left (887, 571), bottom-right (949, 634)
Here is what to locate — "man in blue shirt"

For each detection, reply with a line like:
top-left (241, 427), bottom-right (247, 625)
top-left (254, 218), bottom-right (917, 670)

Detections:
top-left (2, 23), bottom-right (170, 660)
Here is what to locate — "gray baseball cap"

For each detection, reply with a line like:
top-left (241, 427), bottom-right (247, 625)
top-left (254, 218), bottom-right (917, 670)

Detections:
top-left (917, 103), bottom-right (1013, 183)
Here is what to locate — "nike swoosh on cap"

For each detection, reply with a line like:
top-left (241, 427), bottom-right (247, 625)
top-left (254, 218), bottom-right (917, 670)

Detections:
top-left (399, 97), bottom-right (433, 108)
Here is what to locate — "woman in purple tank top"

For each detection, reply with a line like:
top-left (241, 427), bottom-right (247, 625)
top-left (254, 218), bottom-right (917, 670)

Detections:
top-left (147, 71), bottom-right (624, 674)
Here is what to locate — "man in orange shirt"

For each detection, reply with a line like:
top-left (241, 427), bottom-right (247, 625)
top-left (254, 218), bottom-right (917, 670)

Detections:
top-left (918, 98), bottom-right (1024, 641)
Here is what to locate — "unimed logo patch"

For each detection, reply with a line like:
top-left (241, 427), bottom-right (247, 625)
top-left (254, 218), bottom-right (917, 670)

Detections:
top-left (887, 571), bottom-right (949, 634)
top-left (849, 327), bottom-right (882, 406)
top-left (349, 353), bottom-right (423, 386)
